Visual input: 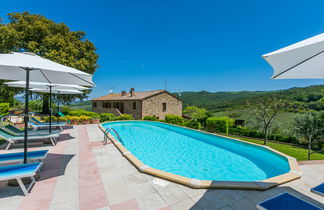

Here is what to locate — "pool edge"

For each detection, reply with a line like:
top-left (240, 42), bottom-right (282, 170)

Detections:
top-left (99, 121), bottom-right (301, 190)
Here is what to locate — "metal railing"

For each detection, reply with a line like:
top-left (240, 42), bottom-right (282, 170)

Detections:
top-left (103, 127), bottom-right (125, 145)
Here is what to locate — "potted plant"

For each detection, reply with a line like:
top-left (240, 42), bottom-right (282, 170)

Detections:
top-left (70, 116), bottom-right (80, 125)
top-left (80, 116), bottom-right (91, 124)
top-left (91, 117), bottom-right (100, 124)
top-left (90, 113), bottom-right (100, 124)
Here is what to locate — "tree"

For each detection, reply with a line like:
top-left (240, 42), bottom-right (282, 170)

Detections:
top-left (247, 97), bottom-right (284, 145)
top-left (183, 106), bottom-right (211, 128)
top-left (0, 81), bottom-right (22, 105)
top-left (0, 12), bottom-right (99, 112)
top-left (294, 113), bottom-right (324, 160)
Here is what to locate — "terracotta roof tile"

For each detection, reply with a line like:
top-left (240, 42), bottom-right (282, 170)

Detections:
top-left (92, 90), bottom-right (165, 101)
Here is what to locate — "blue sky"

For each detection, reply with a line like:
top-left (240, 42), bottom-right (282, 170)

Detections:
top-left (1, 0), bottom-right (324, 99)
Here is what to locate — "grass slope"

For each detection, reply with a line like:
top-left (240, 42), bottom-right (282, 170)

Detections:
top-left (229, 135), bottom-right (324, 161)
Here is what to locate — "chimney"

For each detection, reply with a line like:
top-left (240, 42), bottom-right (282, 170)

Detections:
top-left (130, 88), bottom-right (135, 97)
top-left (121, 90), bottom-right (126, 96)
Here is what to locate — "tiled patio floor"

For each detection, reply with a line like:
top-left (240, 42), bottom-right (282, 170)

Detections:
top-left (0, 124), bottom-right (323, 210)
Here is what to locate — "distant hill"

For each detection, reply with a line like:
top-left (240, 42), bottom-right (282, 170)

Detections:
top-left (180, 90), bottom-right (266, 107)
top-left (70, 100), bottom-right (92, 111)
top-left (181, 85), bottom-right (324, 112)
top-left (71, 85), bottom-right (324, 113)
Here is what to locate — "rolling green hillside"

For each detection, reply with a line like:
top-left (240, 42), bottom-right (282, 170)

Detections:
top-left (181, 85), bottom-right (324, 112)
top-left (70, 100), bottom-right (92, 111)
top-left (180, 90), bottom-right (266, 107)
top-left (71, 85), bottom-right (324, 113)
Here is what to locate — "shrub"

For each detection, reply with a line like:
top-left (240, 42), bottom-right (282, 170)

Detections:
top-left (69, 116), bottom-right (81, 122)
top-left (43, 116), bottom-right (55, 122)
top-left (185, 119), bottom-right (201, 129)
top-left (165, 114), bottom-right (184, 125)
top-left (143, 115), bottom-right (159, 121)
top-left (59, 117), bottom-right (67, 122)
top-left (99, 113), bottom-right (115, 122)
top-left (61, 105), bottom-right (72, 115)
top-left (79, 116), bottom-right (91, 121)
top-left (115, 114), bottom-right (133, 121)
top-left (68, 109), bottom-right (99, 119)
top-left (206, 117), bottom-right (234, 134)
top-left (228, 126), bottom-right (300, 145)
top-left (0, 103), bottom-right (10, 116)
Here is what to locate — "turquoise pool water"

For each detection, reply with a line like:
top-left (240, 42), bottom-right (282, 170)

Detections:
top-left (102, 121), bottom-right (290, 181)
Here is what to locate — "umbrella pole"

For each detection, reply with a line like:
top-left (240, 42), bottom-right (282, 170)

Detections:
top-left (57, 93), bottom-right (60, 124)
top-left (23, 69), bottom-right (30, 164)
top-left (49, 86), bottom-right (52, 133)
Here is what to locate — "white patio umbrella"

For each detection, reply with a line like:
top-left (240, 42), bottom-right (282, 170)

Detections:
top-left (5, 81), bottom-right (88, 133)
top-left (5, 81), bottom-right (89, 90)
top-left (0, 52), bottom-right (95, 163)
top-left (262, 33), bottom-right (324, 79)
top-left (30, 88), bottom-right (83, 124)
top-left (30, 88), bottom-right (83, 94)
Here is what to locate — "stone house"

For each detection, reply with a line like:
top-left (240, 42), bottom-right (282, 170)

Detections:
top-left (92, 88), bottom-right (183, 119)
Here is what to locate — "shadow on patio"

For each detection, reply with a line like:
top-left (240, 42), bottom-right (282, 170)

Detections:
top-left (0, 153), bottom-right (75, 198)
top-left (189, 186), bottom-right (324, 209)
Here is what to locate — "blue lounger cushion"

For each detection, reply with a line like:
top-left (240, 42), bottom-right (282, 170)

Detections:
top-left (311, 183), bottom-right (324, 197)
top-left (0, 163), bottom-right (41, 180)
top-left (0, 162), bottom-right (42, 196)
top-left (257, 193), bottom-right (322, 210)
top-left (0, 150), bottom-right (48, 164)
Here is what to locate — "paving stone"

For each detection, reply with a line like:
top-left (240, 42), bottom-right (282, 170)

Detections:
top-left (136, 192), bottom-right (168, 210)
top-left (159, 186), bottom-right (191, 205)
top-left (229, 198), bottom-right (257, 210)
top-left (110, 199), bottom-right (141, 210)
top-left (170, 199), bottom-right (195, 210)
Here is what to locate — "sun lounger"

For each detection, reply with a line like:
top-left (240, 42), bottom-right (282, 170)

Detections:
top-left (0, 150), bottom-right (48, 165)
top-left (0, 162), bottom-right (42, 196)
top-left (311, 183), bottom-right (324, 197)
top-left (57, 111), bottom-right (71, 124)
top-left (31, 117), bottom-right (65, 125)
top-left (28, 121), bottom-right (65, 131)
top-left (3, 124), bottom-right (60, 135)
top-left (0, 128), bottom-right (59, 150)
top-left (257, 192), bottom-right (322, 210)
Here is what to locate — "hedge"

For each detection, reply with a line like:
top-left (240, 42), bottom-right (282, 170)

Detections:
top-left (185, 119), bottom-right (201, 129)
top-left (206, 117), bottom-right (234, 134)
top-left (143, 115), bottom-right (159, 121)
top-left (99, 113), bottom-right (115, 122)
top-left (68, 109), bottom-right (99, 119)
top-left (228, 126), bottom-right (299, 145)
top-left (114, 114), bottom-right (134, 120)
top-left (165, 114), bottom-right (184, 125)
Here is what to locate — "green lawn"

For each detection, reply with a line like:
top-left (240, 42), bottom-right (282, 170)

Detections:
top-left (227, 135), bottom-right (324, 161)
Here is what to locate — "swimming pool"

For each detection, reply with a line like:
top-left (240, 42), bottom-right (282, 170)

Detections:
top-left (101, 121), bottom-right (300, 189)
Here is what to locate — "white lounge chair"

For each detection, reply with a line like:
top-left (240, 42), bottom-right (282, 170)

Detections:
top-left (28, 121), bottom-right (65, 131)
top-left (0, 128), bottom-right (59, 150)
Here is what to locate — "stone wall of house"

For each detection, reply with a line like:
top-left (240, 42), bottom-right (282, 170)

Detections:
top-left (92, 101), bottom-right (121, 116)
top-left (122, 100), bottom-right (142, 119)
top-left (92, 100), bottom-right (142, 119)
top-left (142, 92), bottom-right (182, 120)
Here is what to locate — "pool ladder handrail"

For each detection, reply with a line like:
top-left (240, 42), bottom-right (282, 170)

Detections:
top-left (103, 128), bottom-right (125, 145)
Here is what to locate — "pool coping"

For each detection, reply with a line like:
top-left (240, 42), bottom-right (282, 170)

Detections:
top-left (99, 120), bottom-right (301, 190)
